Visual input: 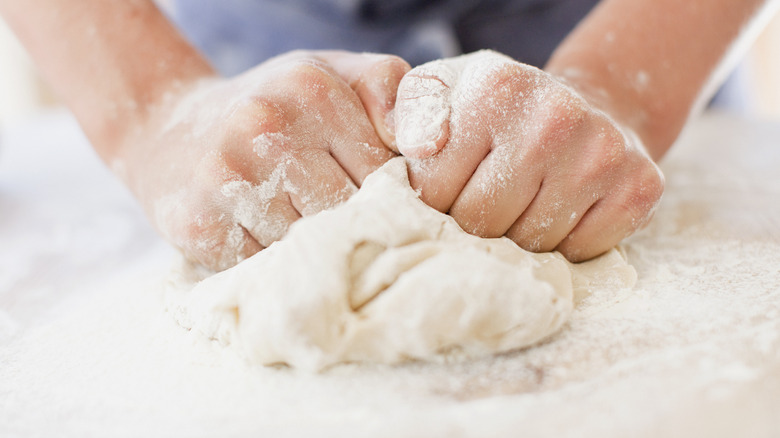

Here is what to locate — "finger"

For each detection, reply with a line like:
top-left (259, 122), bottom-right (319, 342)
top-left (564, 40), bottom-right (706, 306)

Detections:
top-left (394, 51), bottom-right (522, 159)
top-left (182, 219), bottom-right (265, 272)
top-left (278, 57), bottom-right (397, 185)
top-left (447, 144), bottom-right (545, 238)
top-left (402, 52), bottom-right (537, 212)
top-left (312, 51), bottom-right (411, 150)
top-left (324, 103), bottom-right (396, 186)
top-left (284, 147), bottom-right (359, 216)
top-left (235, 194), bottom-right (302, 248)
top-left (405, 116), bottom-right (493, 212)
top-left (557, 165), bottom-right (664, 262)
top-left (504, 184), bottom-right (597, 253)
top-left (554, 199), bottom-right (636, 262)
top-left (394, 59), bottom-right (457, 158)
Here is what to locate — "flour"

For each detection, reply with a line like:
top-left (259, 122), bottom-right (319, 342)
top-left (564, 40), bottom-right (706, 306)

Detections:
top-left (394, 51), bottom-right (518, 158)
top-left (393, 60), bottom-right (454, 158)
top-left (3, 111), bottom-right (780, 437)
top-left (166, 158), bottom-right (636, 370)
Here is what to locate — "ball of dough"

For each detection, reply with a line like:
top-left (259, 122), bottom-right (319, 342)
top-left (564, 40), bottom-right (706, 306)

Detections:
top-left (166, 158), bottom-right (635, 371)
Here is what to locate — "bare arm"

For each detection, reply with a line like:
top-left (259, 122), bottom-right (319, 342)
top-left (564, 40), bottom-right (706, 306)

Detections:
top-left (393, 0), bottom-right (779, 261)
top-left (0, 0), bottom-right (214, 162)
top-left (546, 0), bottom-right (779, 160)
top-left (0, 1), bottom-right (408, 270)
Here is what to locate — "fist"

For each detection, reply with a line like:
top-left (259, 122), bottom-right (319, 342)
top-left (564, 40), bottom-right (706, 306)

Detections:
top-left (120, 51), bottom-right (410, 270)
top-left (394, 50), bottom-right (664, 262)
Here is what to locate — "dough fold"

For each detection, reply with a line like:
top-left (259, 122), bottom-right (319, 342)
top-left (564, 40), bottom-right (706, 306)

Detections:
top-left (166, 158), bottom-right (635, 370)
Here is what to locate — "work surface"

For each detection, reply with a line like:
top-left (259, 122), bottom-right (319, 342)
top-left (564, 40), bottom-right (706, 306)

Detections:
top-left (1, 111), bottom-right (779, 437)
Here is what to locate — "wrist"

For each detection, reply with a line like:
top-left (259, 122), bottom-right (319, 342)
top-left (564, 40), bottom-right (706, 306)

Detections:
top-left (108, 69), bottom-right (221, 194)
top-left (94, 60), bottom-right (217, 165)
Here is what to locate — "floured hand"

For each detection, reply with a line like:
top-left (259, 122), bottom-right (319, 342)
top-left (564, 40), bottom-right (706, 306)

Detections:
top-left (394, 50), bottom-right (664, 262)
top-left (115, 51), bottom-right (409, 270)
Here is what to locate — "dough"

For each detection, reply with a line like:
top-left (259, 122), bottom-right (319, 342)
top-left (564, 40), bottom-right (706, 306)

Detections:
top-left (166, 158), bottom-right (636, 371)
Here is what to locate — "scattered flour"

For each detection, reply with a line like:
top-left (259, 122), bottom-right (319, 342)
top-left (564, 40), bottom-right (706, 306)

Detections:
top-left (3, 98), bottom-right (780, 438)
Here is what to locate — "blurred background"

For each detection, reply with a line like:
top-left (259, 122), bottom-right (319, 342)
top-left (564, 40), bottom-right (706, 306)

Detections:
top-left (1, 8), bottom-right (780, 128)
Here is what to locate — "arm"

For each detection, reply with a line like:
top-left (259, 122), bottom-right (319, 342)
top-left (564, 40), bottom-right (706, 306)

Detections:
top-left (0, 0), bottom-right (213, 162)
top-left (393, 0), bottom-right (777, 261)
top-left (0, 0), bottom-right (408, 270)
top-left (546, 0), bottom-right (779, 160)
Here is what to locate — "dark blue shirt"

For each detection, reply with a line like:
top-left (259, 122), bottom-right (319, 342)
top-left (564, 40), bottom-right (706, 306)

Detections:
top-left (171, 0), bottom-right (600, 75)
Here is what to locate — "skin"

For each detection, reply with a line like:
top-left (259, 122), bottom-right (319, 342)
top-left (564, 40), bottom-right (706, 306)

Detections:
top-left (0, 0), bottom-right (407, 270)
top-left (1, 0), bottom-right (776, 269)
top-left (116, 51), bottom-right (405, 270)
top-left (396, 0), bottom-right (777, 261)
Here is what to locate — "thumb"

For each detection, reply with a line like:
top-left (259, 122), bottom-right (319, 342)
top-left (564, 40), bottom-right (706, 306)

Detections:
top-left (394, 59), bottom-right (459, 159)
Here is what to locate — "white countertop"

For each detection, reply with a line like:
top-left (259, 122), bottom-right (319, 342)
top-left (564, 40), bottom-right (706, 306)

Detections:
top-left (1, 110), bottom-right (779, 437)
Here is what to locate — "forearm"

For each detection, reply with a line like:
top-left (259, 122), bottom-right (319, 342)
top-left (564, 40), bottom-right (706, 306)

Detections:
top-left (0, 0), bottom-right (214, 162)
top-left (546, 0), bottom-right (778, 160)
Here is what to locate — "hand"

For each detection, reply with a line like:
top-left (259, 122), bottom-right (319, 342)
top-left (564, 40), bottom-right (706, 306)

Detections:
top-left (393, 50), bottom-right (664, 262)
top-left (115, 51), bottom-right (409, 270)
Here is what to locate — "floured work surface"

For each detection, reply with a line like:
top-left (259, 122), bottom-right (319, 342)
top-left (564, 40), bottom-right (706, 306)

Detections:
top-left (1, 111), bottom-right (779, 437)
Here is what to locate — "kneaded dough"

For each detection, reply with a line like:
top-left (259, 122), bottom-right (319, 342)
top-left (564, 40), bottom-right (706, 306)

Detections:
top-left (166, 158), bottom-right (636, 371)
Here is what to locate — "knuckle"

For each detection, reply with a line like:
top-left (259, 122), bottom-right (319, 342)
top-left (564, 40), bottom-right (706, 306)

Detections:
top-left (225, 96), bottom-right (287, 146)
top-left (582, 125), bottom-right (629, 179)
top-left (237, 97), bottom-right (285, 132)
top-left (462, 58), bottom-right (527, 108)
top-left (525, 98), bottom-right (588, 158)
top-left (357, 55), bottom-right (411, 109)
top-left (543, 99), bottom-right (589, 142)
top-left (477, 60), bottom-right (522, 89)
top-left (372, 54), bottom-right (411, 76)
top-left (219, 99), bottom-right (298, 168)
top-left (554, 97), bottom-right (589, 127)
top-left (285, 58), bottom-right (338, 97)
top-left (198, 149), bottom-right (241, 186)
